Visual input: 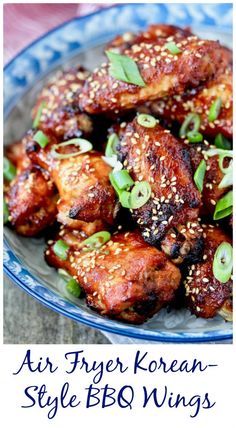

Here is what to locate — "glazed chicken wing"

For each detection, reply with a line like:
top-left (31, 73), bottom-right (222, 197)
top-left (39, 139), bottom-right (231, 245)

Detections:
top-left (184, 225), bottom-right (232, 320)
top-left (118, 117), bottom-right (203, 264)
top-left (148, 64), bottom-right (232, 139)
top-left (7, 165), bottom-right (57, 236)
top-left (25, 130), bottom-right (118, 230)
top-left (80, 25), bottom-right (225, 114)
top-left (45, 228), bottom-right (181, 324)
top-left (32, 66), bottom-right (93, 140)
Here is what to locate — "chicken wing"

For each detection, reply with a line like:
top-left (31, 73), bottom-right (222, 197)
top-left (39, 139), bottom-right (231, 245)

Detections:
top-left (117, 117), bottom-right (203, 263)
top-left (25, 130), bottom-right (118, 229)
top-left (45, 228), bottom-right (181, 324)
top-left (80, 25), bottom-right (225, 114)
top-left (32, 66), bottom-right (93, 140)
top-left (147, 64), bottom-right (232, 139)
top-left (184, 225), bottom-right (232, 320)
top-left (7, 165), bottom-right (57, 236)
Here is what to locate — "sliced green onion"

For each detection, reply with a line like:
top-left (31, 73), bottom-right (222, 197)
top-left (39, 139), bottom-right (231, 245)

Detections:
top-left (208, 97), bottom-right (222, 122)
top-left (179, 113), bottom-right (201, 138)
top-left (51, 138), bottom-right (93, 159)
top-left (206, 148), bottom-right (233, 158)
top-left (53, 239), bottom-right (70, 260)
top-left (120, 191), bottom-right (132, 208)
top-left (80, 231), bottom-right (111, 251)
top-left (137, 114), bottom-right (157, 128)
top-left (105, 50), bottom-right (145, 87)
top-left (32, 101), bottom-right (46, 129)
top-left (3, 199), bottom-right (9, 224)
top-left (130, 181), bottom-right (151, 209)
top-left (194, 159), bottom-right (206, 192)
top-left (218, 155), bottom-right (233, 175)
top-left (187, 131), bottom-right (203, 143)
top-left (3, 157), bottom-right (16, 181)
top-left (213, 242), bottom-right (233, 283)
top-left (164, 41), bottom-right (182, 54)
top-left (66, 279), bottom-right (82, 298)
top-left (34, 130), bottom-right (49, 148)
top-left (214, 133), bottom-right (231, 150)
top-left (58, 268), bottom-right (71, 281)
top-left (218, 171), bottom-right (233, 189)
top-left (111, 170), bottom-right (134, 190)
top-left (213, 190), bottom-right (233, 220)
top-left (109, 172), bottom-right (123, 197)
top-left (105, 133), bottom-right (119, 157)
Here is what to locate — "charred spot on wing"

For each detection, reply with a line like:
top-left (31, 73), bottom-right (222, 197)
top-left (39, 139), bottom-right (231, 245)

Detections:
top-left (68, 206), bottom-right (81, 219)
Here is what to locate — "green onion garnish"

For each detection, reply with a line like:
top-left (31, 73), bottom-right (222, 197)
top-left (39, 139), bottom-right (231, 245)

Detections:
top-left (179, 113), bottom-right (201, 138)
top-left (213, 242), bottom-right (233, 283)
top-left (194, 159), bottom-right (206, 192)
top-left (32, 101), bottom-right (46, 129)
top-left (214, 133), bottom-right (231, 150)
top-left (218, 171), bottom-right (233, 189)
top-left (186, 131), bottom-right (203, 143)
top-left (130, 181), bottom-right (151, 209)
top-left (164, 41), bottom-right (182, 54)
top-left (80, 231), bottom-right (111, 251)
top-left (105, 51), bottom-right (145, 87)
top-left (208, 97), bottom-right (222, 122)
top-left (34, 130), bottom-right (49, 148)
top-left (120, 190), bottom-right (132, 208)
top-left (51, 138), bottom-right (93, 159)
top-left (111, 170), bottom-right (134, 190)
top-left (53, 239), bottom-right (70, 260)
top-left (137, 114), bottom-right (157, 128)
top-left (66, 279), bottom-right (82, 298)
top-left (218, 154), bottom-right (233, 175)
top-left (3, 157), bottom-right (16, 181)
top-left (3, 199), bottom-right (9, 224)
top-left (105, 133), bottom-right (119, 158)
top-left (213, 190), bottom-right (232, 220)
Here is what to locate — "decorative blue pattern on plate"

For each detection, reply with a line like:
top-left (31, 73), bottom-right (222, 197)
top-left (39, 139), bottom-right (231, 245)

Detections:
top-left (4, 3), bottom-right (233, 342)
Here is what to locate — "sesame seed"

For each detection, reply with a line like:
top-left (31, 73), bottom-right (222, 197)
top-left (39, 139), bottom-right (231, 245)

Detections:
top-left (202, 278), bottom-right (209, 283)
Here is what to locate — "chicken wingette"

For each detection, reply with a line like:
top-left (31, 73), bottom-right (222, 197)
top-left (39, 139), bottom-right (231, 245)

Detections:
top-left (117, 116), bottom-right (203, 264)
top-left (25, 130), bottom-right (118, 231)
top-left (80, 25), bottom-right (226, 114)
top-left (45, 228), bottom-right (181, 323)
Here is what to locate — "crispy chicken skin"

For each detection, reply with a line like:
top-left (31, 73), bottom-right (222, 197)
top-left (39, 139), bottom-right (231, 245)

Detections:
top-left (45, 229), bottom-right (181, 323)
top-left (148, 65), bottom-right (232, 139)
top-left (7, 166), bottom-right (57, 236)
top-left (32, 66), bottom-right (93, 140)
top-left (185, 226), bottom-right (232, 321)
top-left (80, 25), bottom-right (224, 114)
top-left (187, 142), bottom-right (231, 216)
top-left (25, 130), bottom-right (117, 229)
top-left (118, 117), bottom-right (203, 263)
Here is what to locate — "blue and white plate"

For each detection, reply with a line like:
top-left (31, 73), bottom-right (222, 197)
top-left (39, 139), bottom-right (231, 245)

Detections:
top-left (4, 3), bottom-right (233, 343)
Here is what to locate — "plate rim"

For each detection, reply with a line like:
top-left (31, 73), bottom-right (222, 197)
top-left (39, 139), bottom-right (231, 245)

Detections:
top-left (4, 3), bottom-right (233, 343)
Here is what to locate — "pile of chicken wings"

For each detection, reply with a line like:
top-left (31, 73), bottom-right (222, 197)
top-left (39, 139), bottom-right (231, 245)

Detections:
top-left (4, 25), bottom-right (233, 325)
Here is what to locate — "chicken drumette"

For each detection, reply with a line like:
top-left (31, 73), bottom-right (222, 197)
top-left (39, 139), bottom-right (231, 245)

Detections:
top-left (184, 225), bottom-right (232, 321)
top-left (117, 116), bottom-right (203, 264)
top-left (7, 165), bottom-right (57, 236)
top-left (80, 25), bottom-right (225, 114)
top-left (45, 228), bottom-right (181, 324)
